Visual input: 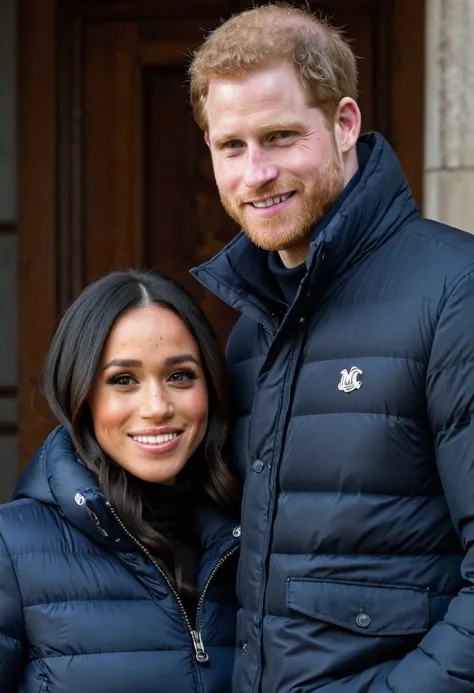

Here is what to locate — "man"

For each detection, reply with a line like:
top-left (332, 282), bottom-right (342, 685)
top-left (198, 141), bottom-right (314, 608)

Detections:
top-left (189, 4), bottom-right (474, 692)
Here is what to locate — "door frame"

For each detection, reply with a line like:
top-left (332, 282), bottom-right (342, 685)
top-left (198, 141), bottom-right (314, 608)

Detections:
top-left (18, 0), bottom-right (425, 469)
top-left (18, 0), bottom-right (58, 468)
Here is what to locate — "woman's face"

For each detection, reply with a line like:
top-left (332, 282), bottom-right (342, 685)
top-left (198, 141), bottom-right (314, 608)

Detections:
top-left (88, 304), bottom-right (209, 484)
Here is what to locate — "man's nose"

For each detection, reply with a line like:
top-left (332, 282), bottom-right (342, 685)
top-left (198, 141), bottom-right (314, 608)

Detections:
top-left (243, 147), bottom-right (278, 190)
top-left (140, 383), bottom-right (173, 420)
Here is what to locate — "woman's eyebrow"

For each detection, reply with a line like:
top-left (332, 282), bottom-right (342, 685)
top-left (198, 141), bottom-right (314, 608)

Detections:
top-left (103, 358), bottom-right (142, 371)
top-left (164, 354), bottom-right (201, 367)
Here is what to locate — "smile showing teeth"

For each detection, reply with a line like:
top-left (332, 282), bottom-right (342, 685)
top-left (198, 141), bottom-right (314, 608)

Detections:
top-left (132, 433), bottom-right (179, 445)
top-left (252, 192), bottom-right (291, 208)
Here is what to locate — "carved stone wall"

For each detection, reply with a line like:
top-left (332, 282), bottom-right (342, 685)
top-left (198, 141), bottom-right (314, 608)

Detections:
top-left (424, 0), bottom-right (474, 233)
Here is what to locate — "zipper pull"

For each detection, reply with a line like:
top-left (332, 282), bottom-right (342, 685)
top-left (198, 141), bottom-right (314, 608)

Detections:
top-left (191, 630), bottom-right (209, 664)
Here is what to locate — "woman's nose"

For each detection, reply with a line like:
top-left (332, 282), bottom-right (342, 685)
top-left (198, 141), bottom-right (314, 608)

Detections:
top-left (140, 383), bottom-right (173, 420)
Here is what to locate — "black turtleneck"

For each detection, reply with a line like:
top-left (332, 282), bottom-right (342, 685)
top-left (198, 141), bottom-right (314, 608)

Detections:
top-left (138, 474), bottom-right (199, 617)
top-left (268, 142), bottom-right (370, 306)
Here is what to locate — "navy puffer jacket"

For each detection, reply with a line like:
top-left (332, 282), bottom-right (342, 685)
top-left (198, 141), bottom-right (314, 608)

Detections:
top-left (192, 133), bottom-right (474, 693)
top-left (0, 426), bottom-right (240, 693)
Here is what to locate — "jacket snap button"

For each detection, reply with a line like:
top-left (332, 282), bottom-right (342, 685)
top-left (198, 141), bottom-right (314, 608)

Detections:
top-left (356, 612), bottom-right (371, 628)
top-left (74, 493), bottom-right (85, 506)
top-left (298, 316), bottom-right (305, 324)
top-left (232, 526), bottom-right (241, 538)
top-left (252, 459), bottom-right (264, 473)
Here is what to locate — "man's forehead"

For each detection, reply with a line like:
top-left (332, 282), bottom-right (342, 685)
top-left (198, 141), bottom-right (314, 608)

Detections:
top-left (204, 66), bottom-right (314, 136)
top-left (207, 64), bottom-right (300, 101)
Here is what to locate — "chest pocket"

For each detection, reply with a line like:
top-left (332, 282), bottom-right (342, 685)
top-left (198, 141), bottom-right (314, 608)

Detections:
top-left (286, 577), bottom-right (430, 636)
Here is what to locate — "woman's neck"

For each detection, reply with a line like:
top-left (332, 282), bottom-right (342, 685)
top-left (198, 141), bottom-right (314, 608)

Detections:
top-left (138, 473), bottom-right (195, 537)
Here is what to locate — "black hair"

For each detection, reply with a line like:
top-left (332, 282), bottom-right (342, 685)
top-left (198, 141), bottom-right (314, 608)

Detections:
top-left (43, 269), bottom-right (240, 592)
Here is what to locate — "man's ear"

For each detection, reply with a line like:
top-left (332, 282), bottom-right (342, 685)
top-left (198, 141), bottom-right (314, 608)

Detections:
top-left (334, 97), bottom-right (361, 154)
top-left (204, 132), bottom-right (211, 149)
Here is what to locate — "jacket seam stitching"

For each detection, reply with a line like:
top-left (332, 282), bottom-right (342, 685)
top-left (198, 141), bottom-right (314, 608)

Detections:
top-left (437, 266), bottom-right (474, 316)
top-left (408, 226), bottom-right (474, 259)
top-left (251, 337), bottom-right (303, 693)
top-left (429, 360), bottom-right (474, 377)
top-left (0, 529), bottom-right (26, 642)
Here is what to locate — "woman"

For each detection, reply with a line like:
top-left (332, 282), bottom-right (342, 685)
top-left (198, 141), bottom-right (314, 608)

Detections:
top-left (0, 270), bottom-right (241, 693)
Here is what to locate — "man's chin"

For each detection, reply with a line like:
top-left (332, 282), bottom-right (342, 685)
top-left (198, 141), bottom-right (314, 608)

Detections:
top-left (244, 227), bottom-right (306, 253)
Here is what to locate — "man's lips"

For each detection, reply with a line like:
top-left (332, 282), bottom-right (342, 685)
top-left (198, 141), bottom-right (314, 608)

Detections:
top-left (245, 191), bottom-right (295, 208)
top-left (245, 191), bottom-right (296, 216)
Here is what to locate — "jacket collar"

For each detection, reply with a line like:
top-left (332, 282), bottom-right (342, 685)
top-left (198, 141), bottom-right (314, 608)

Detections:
top-left (14, 426), bottom-right (239, 558)
top-left (191, 133), bottom-right (419, 325)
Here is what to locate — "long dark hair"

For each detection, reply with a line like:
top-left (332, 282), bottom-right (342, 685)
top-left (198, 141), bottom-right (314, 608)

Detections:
top-left (43, 270), bottom-right (240, 590)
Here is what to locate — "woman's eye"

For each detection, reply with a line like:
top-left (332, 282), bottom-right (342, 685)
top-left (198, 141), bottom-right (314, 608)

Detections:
top-left (168, 370), bottom-right (197, 384)
top-left (108, 374), bottom-right (135, 387)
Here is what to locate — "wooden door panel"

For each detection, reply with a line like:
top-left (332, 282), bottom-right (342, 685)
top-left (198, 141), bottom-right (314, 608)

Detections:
top-left (144, 65), bottom-right (240, 343)
top-left (83, 21), bottom-right (143, 283)
top-left (337, 10), bottom-right (379, 132)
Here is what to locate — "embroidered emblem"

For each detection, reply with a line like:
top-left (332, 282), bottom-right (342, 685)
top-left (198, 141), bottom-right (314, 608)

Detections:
top-left (338, 366), bottom-right (363, 393)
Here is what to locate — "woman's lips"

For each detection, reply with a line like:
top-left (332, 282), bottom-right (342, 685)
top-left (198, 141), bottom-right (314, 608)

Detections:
top-left (128, 431), bottom-right (182, 454)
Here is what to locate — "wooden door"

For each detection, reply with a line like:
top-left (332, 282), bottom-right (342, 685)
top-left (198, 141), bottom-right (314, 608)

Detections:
top-left (19, 0), bottom-right (425, 466)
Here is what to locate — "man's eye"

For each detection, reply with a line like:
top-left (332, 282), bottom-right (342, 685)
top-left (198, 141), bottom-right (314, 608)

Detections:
top-left (273, 131), bottom-right (293, 140)
top-left (224, 140), bottom-right (243, 150)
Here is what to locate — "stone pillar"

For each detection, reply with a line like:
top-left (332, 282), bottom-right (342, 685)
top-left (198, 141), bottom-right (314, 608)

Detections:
top-left (424, 0), bottom-right (474, 233)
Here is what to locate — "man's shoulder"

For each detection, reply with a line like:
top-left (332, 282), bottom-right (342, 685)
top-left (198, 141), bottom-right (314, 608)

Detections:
top-left (404, 216), bottom-right (474, 265)
top-left (386, 216), bottom-right (474, 296)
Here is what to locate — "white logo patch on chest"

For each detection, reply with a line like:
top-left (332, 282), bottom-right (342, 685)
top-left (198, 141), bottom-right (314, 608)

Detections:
top-left (338, 366), bottom-right (363, 393)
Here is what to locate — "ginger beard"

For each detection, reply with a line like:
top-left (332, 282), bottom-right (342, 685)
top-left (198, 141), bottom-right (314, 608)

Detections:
top-left (219, 148), bottom-right (344, 252)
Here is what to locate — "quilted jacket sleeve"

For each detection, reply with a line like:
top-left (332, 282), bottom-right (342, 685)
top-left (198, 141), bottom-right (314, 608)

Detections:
top-left (384, 268), bottom-right (474, 692)
top-left (0, 530), bottom-right (24, 689)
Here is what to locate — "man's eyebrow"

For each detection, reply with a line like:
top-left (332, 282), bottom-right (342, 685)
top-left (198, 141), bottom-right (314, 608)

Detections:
top-left (258, 120), bottom-right (304, 133)
top-left (212, 120), bottom-right (303, 146)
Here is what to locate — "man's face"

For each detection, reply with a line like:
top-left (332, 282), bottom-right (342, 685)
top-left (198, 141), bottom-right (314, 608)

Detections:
top-left (205, 62), bottom-right (344, 259)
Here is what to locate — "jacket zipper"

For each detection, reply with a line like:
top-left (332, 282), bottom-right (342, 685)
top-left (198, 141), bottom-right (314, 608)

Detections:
top-left (195, 544), bottom-right (240, 635)
top-left (106, 501), bottom-right (237, 664)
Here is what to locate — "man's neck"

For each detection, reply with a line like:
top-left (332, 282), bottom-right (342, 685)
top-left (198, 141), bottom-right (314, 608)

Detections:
top-left (279, 239), bottom-right (311, 268)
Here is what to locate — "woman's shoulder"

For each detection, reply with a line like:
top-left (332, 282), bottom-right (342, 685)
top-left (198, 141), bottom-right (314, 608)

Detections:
top-left (0, 497), bottom-right (71, 556)
top-left (0, 495), bottom-right (52, 524)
